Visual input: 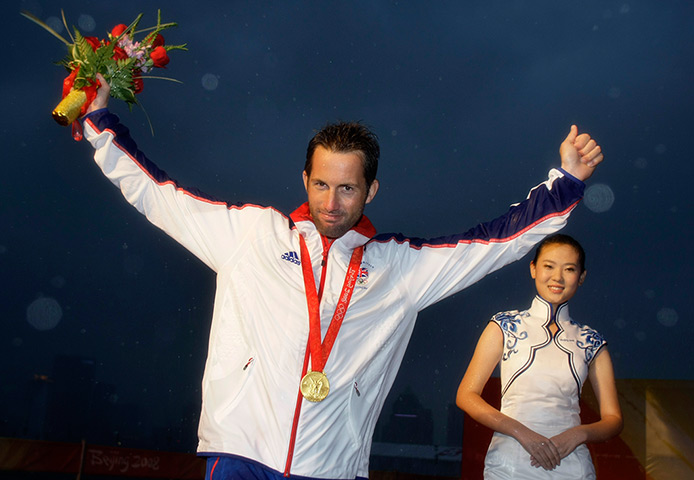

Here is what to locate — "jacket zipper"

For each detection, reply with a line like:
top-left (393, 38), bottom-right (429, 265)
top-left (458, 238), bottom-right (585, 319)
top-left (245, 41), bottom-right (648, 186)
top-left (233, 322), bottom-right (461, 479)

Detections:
top-left (283, 235), bottom-right (332, 476)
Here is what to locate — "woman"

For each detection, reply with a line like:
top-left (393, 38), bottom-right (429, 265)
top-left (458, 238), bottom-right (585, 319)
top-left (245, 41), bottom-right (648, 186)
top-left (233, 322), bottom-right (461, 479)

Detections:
top-left (456, 234), bottom-right (622, 478)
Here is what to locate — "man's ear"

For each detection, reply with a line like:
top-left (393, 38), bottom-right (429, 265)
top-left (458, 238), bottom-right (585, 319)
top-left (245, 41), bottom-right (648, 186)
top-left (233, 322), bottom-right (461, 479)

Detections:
top-left (365, 179), bottom-right (379, 204)
top-left (303, 171), bottom-right (309, 192)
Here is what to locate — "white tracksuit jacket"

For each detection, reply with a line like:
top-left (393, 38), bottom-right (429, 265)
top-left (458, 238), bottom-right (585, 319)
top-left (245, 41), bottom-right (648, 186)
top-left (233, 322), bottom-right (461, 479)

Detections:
top-left (83, 110), bottom-right (586, 479)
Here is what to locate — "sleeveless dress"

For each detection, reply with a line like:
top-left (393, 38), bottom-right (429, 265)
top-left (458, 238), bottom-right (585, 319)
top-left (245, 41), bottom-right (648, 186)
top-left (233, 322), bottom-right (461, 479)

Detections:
top-left (484, 296), bottom-right (606, 479)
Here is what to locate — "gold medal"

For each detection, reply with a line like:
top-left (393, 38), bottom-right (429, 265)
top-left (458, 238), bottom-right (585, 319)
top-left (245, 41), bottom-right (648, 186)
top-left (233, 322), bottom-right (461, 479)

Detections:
top-left (300, 370), bottom-right (330, 402)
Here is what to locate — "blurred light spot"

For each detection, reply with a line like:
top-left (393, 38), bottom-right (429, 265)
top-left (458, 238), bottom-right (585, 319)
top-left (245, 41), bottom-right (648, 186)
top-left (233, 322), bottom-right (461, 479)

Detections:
top-left (620, 4), bottom-right (631, 14)
top-left (202, 73), bottom-right (219, 91)
top-left (657, 307), bottom-right (678, 327)
top-left (0, 244), bottom-right (7, 254)
top-left (50, 275), bottom-right (66, 288)
top-left (391, 130), bottom-right (398, 137)
top-left (644, 289), bottom-right (655, 299)
top-left (13, 337), bottom-right (23, 347)
top-left (45, 16), bottom-right (63, 33)
top-left (634, 330), bottom-right (646, 341)
top-left (583, 183), bottom-right (615, 213)
top-left (27, 297), bottom-right (63, 331)
top-left (634, 157), bottom-right (647, 169)
top-left (78, 14), bottom-right (96, 32)
top-left (654, 144), bottom-right (666, 155)
top-left (614, 318), bottom-right (626, 329)
top-left (608, 87), bottom-right (621, 99)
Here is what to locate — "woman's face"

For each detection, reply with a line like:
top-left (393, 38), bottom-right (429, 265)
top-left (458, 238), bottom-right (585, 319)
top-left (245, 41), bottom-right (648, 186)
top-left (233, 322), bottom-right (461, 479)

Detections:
top-left (530, 243), bottom-right (586, 310)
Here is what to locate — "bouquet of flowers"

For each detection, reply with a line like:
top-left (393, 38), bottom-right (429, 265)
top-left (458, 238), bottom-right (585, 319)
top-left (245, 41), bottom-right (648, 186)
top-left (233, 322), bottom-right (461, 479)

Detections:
top-left (22, 9), bottom-right (186, 134)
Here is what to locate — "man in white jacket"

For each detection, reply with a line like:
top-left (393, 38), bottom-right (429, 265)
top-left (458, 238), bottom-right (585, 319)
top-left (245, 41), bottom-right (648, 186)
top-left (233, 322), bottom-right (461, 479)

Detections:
top-left (82, 76), bottom-right (603, 480)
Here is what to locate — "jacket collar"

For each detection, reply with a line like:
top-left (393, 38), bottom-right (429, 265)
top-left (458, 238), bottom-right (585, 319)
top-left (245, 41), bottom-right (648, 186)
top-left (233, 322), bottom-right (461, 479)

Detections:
top-left (290, 202), bottom-right (377, 249)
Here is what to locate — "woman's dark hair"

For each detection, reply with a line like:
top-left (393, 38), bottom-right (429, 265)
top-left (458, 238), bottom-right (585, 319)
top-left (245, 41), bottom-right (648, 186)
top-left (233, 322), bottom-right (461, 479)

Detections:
top-left (532, 234), bottom-right (586, 273)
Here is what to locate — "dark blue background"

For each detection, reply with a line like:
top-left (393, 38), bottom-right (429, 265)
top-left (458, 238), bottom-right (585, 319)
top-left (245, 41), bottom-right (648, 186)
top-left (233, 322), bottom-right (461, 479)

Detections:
top-left (2, 0), bottom-right (692, 453)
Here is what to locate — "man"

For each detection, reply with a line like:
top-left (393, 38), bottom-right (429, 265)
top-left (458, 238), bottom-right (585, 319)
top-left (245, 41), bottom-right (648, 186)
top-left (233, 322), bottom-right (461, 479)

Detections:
top-left (81, 76), bottom-right (602, 479)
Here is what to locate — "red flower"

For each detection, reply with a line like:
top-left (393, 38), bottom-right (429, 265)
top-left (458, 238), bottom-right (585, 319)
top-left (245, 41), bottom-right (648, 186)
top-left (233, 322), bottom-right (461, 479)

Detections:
top-left (111, 24), bottom-right (128, 38)
top-left (132, 74), bottom-right (144, 94)
top-left (151, 34), bottom-right (165, 48)
top-left (85, 36), bottom-right (101, 51)
top-left (150, 46), bottom-right (170, 68)
top-left (112, 46), bottom-right (128, 61)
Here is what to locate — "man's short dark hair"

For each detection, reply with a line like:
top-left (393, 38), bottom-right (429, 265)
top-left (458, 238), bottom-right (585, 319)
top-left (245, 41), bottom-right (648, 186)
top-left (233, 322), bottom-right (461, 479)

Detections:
top-left (305, 121), bottom-right (379, 187)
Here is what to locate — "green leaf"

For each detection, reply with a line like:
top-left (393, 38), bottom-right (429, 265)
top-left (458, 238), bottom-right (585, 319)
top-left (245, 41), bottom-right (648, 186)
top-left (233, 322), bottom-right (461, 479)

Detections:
top-left (20, 11), bottom-right (71, 45)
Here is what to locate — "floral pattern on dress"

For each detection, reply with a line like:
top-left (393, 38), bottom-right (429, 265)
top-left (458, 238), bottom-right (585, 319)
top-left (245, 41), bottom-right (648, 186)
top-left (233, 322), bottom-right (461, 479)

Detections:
top-left (493, 310), bottom-right (529, 361)
top-left (576, 326), bottom-right (605, 363)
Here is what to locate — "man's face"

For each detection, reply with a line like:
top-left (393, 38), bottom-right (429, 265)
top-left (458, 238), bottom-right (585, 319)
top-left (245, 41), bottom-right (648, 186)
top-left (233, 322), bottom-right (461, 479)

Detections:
top-left (303, 146), bottom-right (379, 239)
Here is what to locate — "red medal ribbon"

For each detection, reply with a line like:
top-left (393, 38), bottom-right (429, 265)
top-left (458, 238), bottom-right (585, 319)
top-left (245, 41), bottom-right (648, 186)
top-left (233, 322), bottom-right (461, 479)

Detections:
top-left (298, 234), bottom-right (363, 373)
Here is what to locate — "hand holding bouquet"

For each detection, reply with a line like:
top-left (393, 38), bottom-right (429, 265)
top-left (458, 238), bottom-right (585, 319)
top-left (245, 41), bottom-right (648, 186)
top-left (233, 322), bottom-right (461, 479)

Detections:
top-left (22, 10), bottom-right (186, 132)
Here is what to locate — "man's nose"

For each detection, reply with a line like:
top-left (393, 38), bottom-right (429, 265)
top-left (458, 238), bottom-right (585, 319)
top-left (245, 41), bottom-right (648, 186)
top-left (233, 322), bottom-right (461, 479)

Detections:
top-left (325, 190), bottom-right (339, 211)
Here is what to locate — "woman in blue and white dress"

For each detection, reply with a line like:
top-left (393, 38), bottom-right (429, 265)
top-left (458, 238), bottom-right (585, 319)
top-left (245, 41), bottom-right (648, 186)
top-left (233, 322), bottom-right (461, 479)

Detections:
top-left (456, 234), bottom-right (623, 479)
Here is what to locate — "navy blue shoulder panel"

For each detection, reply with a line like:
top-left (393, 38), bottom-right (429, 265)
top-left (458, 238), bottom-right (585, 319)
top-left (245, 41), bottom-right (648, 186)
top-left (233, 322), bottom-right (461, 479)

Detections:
top-left (371, 175), bottom-right (584, 249)
top-left (84, 109), bottom-right (250, 209)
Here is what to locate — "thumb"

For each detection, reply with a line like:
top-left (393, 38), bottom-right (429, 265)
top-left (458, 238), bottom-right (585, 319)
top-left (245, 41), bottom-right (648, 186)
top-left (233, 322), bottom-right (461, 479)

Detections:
top-left (564, 124), bottom-right (578, 144)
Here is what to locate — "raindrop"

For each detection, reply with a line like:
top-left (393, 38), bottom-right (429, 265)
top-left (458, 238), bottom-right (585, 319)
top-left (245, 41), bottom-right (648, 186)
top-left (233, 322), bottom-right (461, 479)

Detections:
top-left (583, 184), bottom-right (615, 213)
top-left (26, 297), bottom-right (63, 331)
top-left (202, 73), bottom-right (219, 91)
top-left (45, 16), bottom-right (63, 33)
top-left (657, 307), bottom-right (678, 327)
top-left (78, 14), bottom-right (96, 32)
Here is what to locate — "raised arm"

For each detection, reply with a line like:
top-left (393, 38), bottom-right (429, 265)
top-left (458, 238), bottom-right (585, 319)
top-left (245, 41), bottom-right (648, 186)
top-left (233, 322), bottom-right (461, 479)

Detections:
top-left (540, 348), bottom-right (623, 462)
top-left (456, 323), bottom-right (562, 471)
top-left (79, 73), bottom-right (266, 273)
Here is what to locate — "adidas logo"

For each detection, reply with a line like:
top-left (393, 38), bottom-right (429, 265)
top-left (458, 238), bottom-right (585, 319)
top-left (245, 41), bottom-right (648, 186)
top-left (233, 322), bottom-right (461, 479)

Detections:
top-left (281, 251), bottom-right (301, 265)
